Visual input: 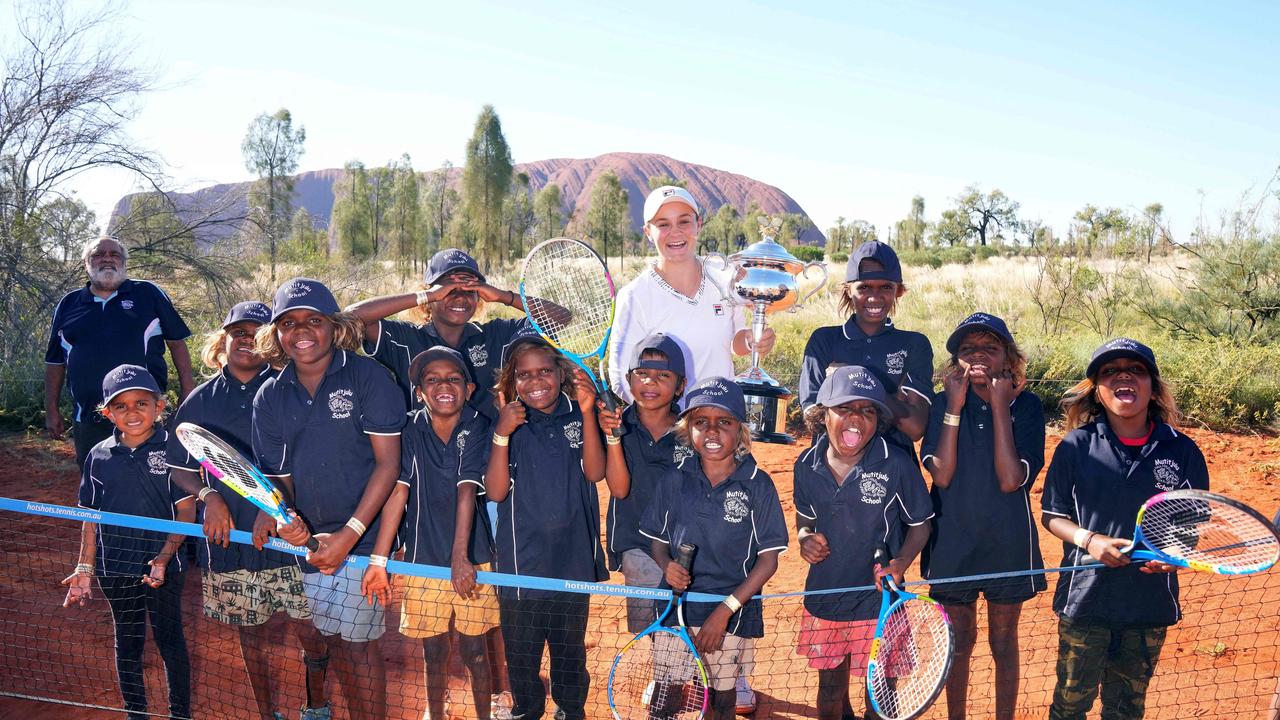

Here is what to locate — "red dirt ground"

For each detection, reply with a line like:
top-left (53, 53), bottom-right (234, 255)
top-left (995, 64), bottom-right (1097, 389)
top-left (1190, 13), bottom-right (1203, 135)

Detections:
top-left (1, 427), bottom-right (1278, 719)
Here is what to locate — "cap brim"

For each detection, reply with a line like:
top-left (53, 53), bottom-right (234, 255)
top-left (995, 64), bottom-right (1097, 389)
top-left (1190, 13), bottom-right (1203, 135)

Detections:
top-left (270, 304), bottom-right (336, 322)
top-left (945, 322), bottom-right (1013, 354)
top-left (681, 399), bottom-right (746, 424)
top-left (222, 318), bottom-right (266, 330)
top-left (103, 384), bottom-right (160, 405)
top-left (821, 395), bottom-right (894, 421)
top-left (1086, 350), bottom-right (1157, 378)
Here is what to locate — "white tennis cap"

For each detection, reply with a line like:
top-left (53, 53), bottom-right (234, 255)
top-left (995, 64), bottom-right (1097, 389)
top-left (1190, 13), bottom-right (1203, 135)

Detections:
top-left (643, 185), bottom-right (701, 223)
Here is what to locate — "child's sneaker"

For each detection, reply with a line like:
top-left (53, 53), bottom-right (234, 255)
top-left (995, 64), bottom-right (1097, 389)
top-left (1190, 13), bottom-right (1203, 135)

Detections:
top-left (300, 704), bottom-right (332, 720)
top-left (734, 674), bottom-right (757, 715)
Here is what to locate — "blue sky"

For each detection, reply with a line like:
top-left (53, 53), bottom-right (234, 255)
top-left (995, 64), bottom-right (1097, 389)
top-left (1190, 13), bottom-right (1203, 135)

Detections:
top-left (40, 0), bottom-right (1280, 240)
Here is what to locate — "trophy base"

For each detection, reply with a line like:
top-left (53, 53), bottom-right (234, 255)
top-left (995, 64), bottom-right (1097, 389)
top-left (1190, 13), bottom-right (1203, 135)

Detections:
top-left (736, 378), bottom-right (796, 445)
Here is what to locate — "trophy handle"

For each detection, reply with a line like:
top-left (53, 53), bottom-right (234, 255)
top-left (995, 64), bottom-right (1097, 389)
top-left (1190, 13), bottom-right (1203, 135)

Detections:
top-left (791, 260), bottom-right (830, 312)
top-left (701, 252), bottom-right (735, 303)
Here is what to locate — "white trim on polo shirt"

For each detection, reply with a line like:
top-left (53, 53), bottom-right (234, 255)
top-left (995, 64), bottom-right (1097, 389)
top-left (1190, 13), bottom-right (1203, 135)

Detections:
top-left (364, 430), bottom-right (401, 436)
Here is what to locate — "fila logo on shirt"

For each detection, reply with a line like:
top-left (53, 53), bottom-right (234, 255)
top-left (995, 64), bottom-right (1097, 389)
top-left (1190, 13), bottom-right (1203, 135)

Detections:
top-left (723, 489), bottom-right (750, 523)
top-left (860, 471), bottom-right (889, 504)
top-left (468, 344), bottom-right (489, 368)
top-left (885, 350), bottom-right (908, 376)
top-left (147, 451), bottom-right (168, 475)
top-left (1153, 458), bottom-right (1182, 491)
top-left (328, 388), bottom-right (354, 419)
top-left (713, 303), bottom-right (725, 316)
top-left (563, 420), bottom-right (583, 449)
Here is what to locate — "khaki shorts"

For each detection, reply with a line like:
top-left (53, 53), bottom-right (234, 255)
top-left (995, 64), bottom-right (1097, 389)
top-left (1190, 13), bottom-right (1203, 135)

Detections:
top-left (399, 567), bottom-right (500, 638)
top-left (202, 566), bottom-right (312, 627)
top-left (655, 631), bottom-right (753, 692)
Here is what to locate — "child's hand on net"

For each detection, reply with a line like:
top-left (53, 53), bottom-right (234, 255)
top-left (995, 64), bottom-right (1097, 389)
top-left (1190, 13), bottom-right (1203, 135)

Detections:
top-left (142, 558), bottom-right (168, 589)
top-left (362, 566), bottom-right (391, 607)
top-left (61, 570), bottom-right (92, 608)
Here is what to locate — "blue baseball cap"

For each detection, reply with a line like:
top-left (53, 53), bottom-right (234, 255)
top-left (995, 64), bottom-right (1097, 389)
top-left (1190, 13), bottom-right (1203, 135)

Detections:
top-left (1086, 337), bottom-right (1159, 378)
top-left (424, 249), bottom-right (486, 286)
top-left (681, 377), bottom-right (747, 424)
top-left (629, 333), bottom-right (687, 378)
top-left (271, 278), bottom-right (340, 322)
top-left (845, 241), bottom-right (903, 283)
top-left (409, 346), bottom-right (474, 387)
top-left (222, 301), bottom-right (272, 329)
top-left (499, 325), bottom-right (552, 367)
top-left (946, 312), bottom-right (1015, 354)
top-left (101, 364), bottom-right (162, 405)
top-left (816, 365), bottom-right (893, 420)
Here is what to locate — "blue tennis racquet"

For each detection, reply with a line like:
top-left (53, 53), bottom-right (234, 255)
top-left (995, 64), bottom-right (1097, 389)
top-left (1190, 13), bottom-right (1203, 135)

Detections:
top-left (607, 543), bottom-right (709, 720)
top-left (174, 422), bottom-right (319, 552)
top-left (519, 237), bottom-right (621, 433)
top-left (1079, 489), bottom-right (1280, 575)
top-left (866, 546), bottom-right (954, 720)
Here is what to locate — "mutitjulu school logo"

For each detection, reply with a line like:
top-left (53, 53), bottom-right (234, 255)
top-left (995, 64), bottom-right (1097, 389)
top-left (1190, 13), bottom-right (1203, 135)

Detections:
top-left (147, 451), bottom-right (168, 475)
top-left (329, 389), bottom-right (354, 419)
top-left (723, 489), bottom-right (749, 523)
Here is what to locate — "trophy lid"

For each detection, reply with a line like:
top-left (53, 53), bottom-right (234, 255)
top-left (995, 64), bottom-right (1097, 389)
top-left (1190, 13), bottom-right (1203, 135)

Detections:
top-left (731, 236), bottom-right (806, 274)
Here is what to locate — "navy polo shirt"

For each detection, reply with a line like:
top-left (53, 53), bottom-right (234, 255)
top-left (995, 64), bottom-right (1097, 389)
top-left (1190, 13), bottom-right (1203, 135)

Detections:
top-left (605, 405), bottom-right (694, 570)
top-left (800, 317), bottom-right (934, 456)
top-left (79, 428), bottom-right (192, 577)
top-left (639, 457), bottom-right (788, 638)
top-left (494, 393), bottom-right (608, 600)
top-left (793, 435), bottom-right (933, 621)
top-left (1042, 420), bottom-right (1209, 628)
top-left (46, 279), bottom-right (192, 421)
top-left (398, 407), bottom-right (494, 566)
top-left (251, 350), bottom-right (406, 562)
top-left (920, 389), bottom-right (1046, 595)
top-left (166, 365), bottom-right (293, 573)
top-left (366, 316), bottom-right (527, 420)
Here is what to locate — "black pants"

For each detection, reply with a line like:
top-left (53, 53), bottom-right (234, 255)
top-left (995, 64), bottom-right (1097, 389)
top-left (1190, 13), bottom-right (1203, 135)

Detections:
top-left (73, 416), bottom-right (115, 468)
top-left (499, 593), bottom-right (590, 720)
top-left (99, 573), bottom-right (192, 720)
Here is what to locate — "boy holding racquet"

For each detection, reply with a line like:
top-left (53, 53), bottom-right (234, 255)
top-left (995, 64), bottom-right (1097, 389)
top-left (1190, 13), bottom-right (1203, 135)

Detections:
top-left (799, 241), bottom-right (933, 457)
top-left (1041, 338), bottom-right (1208, 720)
top-left (793, 366), bottom-right (933, 720)
top-left (485, 329), bottom-right (609, 720)
top-left (251, 279), bottom-right (405, 720)
top-left (166, 301), bottom-right (331, 720)
top-left (639, 377), bottom-right (788, 720)
top-left (63, 364), bottom-right (194, 720)
top-left (596, 333), bottom-right (690, 635)
top-left (361, 346), bottom-right (500, 719)
top-left (920, 313), bottom-right (1045, 720)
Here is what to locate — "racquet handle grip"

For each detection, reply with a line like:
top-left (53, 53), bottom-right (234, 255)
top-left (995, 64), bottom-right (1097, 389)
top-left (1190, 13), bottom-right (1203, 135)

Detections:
top-left (304, 537), bottom-right (320, 552)
top-left (601, 390), bottom-right (622, 438)
top-left (873, 545), bottom-right (891, 569)
top-left (672, 543), bottom-right (697, 598)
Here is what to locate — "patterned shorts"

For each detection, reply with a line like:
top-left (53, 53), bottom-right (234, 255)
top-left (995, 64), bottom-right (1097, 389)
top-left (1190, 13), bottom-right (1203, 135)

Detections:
top-left (399, 567), bottom-right (500, 638)
top-left (796, 608), bottom-right (915, 674)
top-left (202, 566), bottom-right (311, 627)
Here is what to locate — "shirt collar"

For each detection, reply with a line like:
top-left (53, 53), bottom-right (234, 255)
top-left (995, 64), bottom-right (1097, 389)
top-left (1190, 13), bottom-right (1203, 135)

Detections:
top-left (805, 432), bottom-right (889, 477)
top-left (109, 426), bottom-right (168, 453)
top-left (415, 405), bottom-right (480, 442)
top-left (425, 320), bottom-right (485, 345)
top-left (528, 392), bottom-right (574, 420)
top-left (686, 453), bottom-right (759, 489)
top-left (220, 364), bottom-right (274, 388)
top-left (80, 279), bottom-right (134, 304)
top-left (279, 349), bottom-right (350, 385)
top-left (1093, 418), bottom-right (1177, 453)
top-left (841, 315), bottom-right (894, 341)
top-left (622, 404), bottom-right (676, 443)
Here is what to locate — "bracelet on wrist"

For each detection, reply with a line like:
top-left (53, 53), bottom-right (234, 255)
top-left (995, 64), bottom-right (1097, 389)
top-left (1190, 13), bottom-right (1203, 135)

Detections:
top-left (198, 486), bottom-right (218, 502)
top-left (942, 412), bottom-right (961, 427)
top-left (721, 594), bottom-right (743, 614)
top-left (75, 563), bottom-right (94, 577)
top-left (492, 433), bottom-right (510, 447)
top-left (415, 289), bottom-right (432, 306)
top-left (1072, 527), bottom-right (1097, 550)
top-left (345, 517), bottom-right (367, 537)
top-left (368, 554), bottom-right (388, 568)
top-left (605, 435), bottom-right (622, 446)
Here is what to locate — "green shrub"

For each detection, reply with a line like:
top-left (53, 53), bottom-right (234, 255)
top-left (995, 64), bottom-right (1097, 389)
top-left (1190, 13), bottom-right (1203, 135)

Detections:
top-left (792, 246), bottom-right (824, 262)
top-left (898, 249), bottom-right (942, 269)
top-left (974, 245), bottom-right (1000, 262)
top-left (832, 251), bottom-right (849, 263)
top-left (938, 246), bottom-right (975, 265)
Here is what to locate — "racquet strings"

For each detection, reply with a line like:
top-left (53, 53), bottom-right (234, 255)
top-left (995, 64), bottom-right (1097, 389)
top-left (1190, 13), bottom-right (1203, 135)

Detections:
top-left (868, 599), bottom-right (952, 720)
top-left (1139, 494), bottom-right (1280, 573)
top-left (176, 426), bottom-right (283, 519)
top-left (522, 240), bottom-right (614, 356)
top-left (612, 632), bottom-right (707, 720)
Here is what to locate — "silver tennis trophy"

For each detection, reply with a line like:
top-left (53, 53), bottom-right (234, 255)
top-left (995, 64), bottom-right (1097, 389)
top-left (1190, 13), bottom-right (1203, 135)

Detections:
top-left (705, 216), bottom-right (828, 444)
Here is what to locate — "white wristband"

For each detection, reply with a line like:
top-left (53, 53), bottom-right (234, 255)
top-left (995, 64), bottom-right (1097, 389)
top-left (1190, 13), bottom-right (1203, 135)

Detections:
top-left (797, 527), bottom-right (814, 541)
top-left (345, 517), bottom-right (367, 537)
top-left (1073, 527), bottom-right (1096, 549)
top-left (722, 594), bottom-right (743, 614)
top-left (415, 289), bottom-right (432, 306)
top-left (492, 433), bottom-right (510, 447)
top-left (368, 554), bottom-right (388, 568)
top-left (75, 563), bottom-right (94, 577)
top-left (198, 487), bottom-right (217, 502)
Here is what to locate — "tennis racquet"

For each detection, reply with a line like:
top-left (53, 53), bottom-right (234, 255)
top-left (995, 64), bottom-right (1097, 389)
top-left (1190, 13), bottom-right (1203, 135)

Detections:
top-left (519, 237), bottom-right (621, 433)
top-left (174, 422), bottom-right (318, 552)
top-left (866, 546), bottom-right (954, 720)
top-left (1079, 489), bottom-right (1280, 575)
top-left (608, 543), bottom-right (709, 720)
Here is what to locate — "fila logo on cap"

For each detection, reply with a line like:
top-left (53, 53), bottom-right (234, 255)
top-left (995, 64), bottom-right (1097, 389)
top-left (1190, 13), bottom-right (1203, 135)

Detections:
top-left (663, 188), bottom-right (678, 197)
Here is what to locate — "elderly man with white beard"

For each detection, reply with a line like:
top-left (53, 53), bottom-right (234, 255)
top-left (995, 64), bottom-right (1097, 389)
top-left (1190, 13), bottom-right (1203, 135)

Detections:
top-left (44, 235), bottom-right (196, 467)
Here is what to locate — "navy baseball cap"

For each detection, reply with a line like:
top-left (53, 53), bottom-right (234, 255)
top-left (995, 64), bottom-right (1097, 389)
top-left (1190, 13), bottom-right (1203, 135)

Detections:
top-left (409, 346), bottom-right (474, 387)
top-left (101, 364), bottom-right (162, 405)
top-left (681, 377), bottom-right (747, 424)
top-left (271, 278), bottom-right (340, 321)
top-left (816, 365), bottom-right (893, 420)
top-left (424, 249), bottom-right (486, 286)
top-left (499, 325), bottom-right (552, 367)
top-left (1086, 337), bottom-right (1159, 378)
top-left (222, 301), bottom-right (272, 329)
top-left (845, 241), bottom-right (903, 283)
top-left (946, 312), bottom-right (1015, 354)
top-left (629, 333), bottom-right (686, 378)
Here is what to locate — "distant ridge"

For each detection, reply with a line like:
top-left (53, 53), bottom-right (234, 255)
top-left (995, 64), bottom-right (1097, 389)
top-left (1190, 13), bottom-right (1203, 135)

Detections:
top-left (112, 152), bottom-right (825, 245)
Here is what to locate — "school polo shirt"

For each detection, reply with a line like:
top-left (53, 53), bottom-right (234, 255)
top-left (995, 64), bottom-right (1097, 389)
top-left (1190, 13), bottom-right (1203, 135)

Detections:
top-left (920, 388), bottom-right (1047, 595)
top-left (166, 365), bottom-right (292, 573)
top-left (605, 405), bottom-right (693, 570)
top-left (46, 279), bottom-right (192, 421)
top-left (398, 407), bottom-right (494, 566)
top-left (365, 317), bottom-right (527, 420)
top-left (606, 264), bottom-right (745, 404)
top-left (494, 393), bottom-right (608, 600)
top-left (251, 350), bottom-right (406, 561)
top-left (80, 429), bottom-right (192, 577)
top-left (639, 457), bottom-right (788, 637)
top-left (1042, 421), bottom-right (1209, 628)
top-left (793, 435), bottom-right (934, 621)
